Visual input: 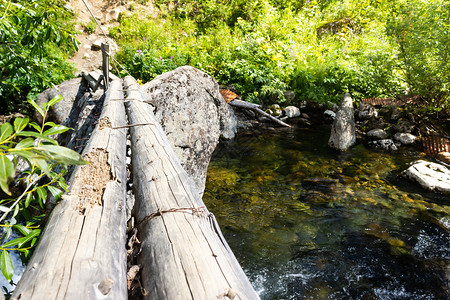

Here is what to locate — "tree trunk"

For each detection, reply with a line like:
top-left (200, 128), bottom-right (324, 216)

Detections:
top-left (123, 76), bottom-right (260, 300)
top-left (12, 79), bottom-right (128, 300)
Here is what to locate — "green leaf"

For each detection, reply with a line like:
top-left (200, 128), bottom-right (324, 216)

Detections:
top-left (28, 122), bottom-right (42, 132)
top-left (15, 138), bottom-right (34, 150)
top-left (17, 131), bottom-right (57, 145)
top-left (0, 155), bottom-right (15, 195)
top-left (0, 123), bottom-right (13, 143)
top-left (43, 125), bottom-right (70, 136)
top-left (33, 158), bottom-right (51, 176)
top-left (0, 250), bottom-right (14, 282)
top-left (2, 237), bottom-right (24, 248)
top-left (13, 117), bottom-right (29, 133)
top-left (39, 145), bottom-right (88, 166)
top-left (12, 202), bottom-right (19, 217)
top-left (18, 230), bottom-right (41, 248)
top-left (48, 186), bottom-right (63, 200)
top-left (28, 98), bottom-right (44, 118)
top-left (36, 187), bottom-right (47, 208)
top-left (25, 192), bottom-right (33, 208)
top-left (48, 95), bottom-right (63, 107)
top-left (58, 178), bottom-right (69, 191)
top-left (12, 225), bottom-right (30, 236)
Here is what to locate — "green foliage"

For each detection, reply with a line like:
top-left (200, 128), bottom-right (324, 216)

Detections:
top-left (0, 95), bottom-right (87, 283)
top-left (112, 0), bottom-right (446, 107)
top-left (387, 0), bottom-right (450, 108)
top-left (0, 0), bottom-right (78, 113)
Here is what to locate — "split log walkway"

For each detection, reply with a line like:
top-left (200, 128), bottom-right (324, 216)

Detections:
top-left (11, 76), bottom-right (259, 300)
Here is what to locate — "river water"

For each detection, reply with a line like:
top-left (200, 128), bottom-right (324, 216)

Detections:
top-left (203, 125), bottom-right (449, 299)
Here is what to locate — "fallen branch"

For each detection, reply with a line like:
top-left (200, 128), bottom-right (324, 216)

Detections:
top-left (229, 99), bottom-right (292, 127)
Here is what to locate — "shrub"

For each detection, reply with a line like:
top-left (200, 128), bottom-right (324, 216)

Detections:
top-left (387, 0), bottom-right (450, 108)
top-left (0, 0), bottom-right (78, 114)
top-left (0, 96), bottom-right (87, 286)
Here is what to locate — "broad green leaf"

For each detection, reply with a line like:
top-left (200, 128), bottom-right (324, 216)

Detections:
top-left (0, 155), bottom-right (15, 195)
top-left (48, 186), bottom-right (63, 200)
top-left (0, 250), bottom-right (14, 282)
top-left (12, 202), bottom-right (19, 217)
top-left (39, 145), bottom-right (88, 166)
top-left (18, 230), bottom-right (41, 248)
top-left (36, 187), bottom-right (47, 208)
top-left (33, 158), bottom-right (51, 176)
top-left (48, 95), bottom-right (63, 107)
top-left (13, 117), bottom-right (29, 133)
top-left (43, 122), bottom-right (57, 128)
top-left (58, 179), bottom-right (69, 191)
top-left (13, 225), bottom-right (31, 236)
top-left (28, 122), bottom-right (42, 132)
top-left (27, 98), bottom-right (44, 118)
top-left (43, 125), bottom-right (70, 136)
top-left (25, 192), bottom-right (33, 208)
top-left (2, 237), bottom-right (24, 248)
top-left (0, 205), bottom-right (9, 212)
top-left (0, 123), bottom-right (13, 143)
top-left (17, 131), bottom-right (57, 144)
top-left (15, 138), bottom-right (34, 150)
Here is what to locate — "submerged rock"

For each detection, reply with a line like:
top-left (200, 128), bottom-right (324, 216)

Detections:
top-left (328, 93), bottom-right (356, 151)
top-left (141, 66), bottom-right (237, 194)
top-left (403, 160), bottom-right (450, 194)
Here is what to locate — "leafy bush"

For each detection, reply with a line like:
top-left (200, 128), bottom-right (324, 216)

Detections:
top-left (0, 96), bottom-right (87, 285)
top-left (112, 0), bottom-right (443, 107)
top-left (0, 0), bottom-right (78, 114)
top-left (387, 0), bottom-right (450, 108)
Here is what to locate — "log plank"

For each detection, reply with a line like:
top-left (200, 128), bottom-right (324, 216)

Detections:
top-left (12, 79), bottom-right (128, 300)
top-left (123, 76), bottom-right (259, 300)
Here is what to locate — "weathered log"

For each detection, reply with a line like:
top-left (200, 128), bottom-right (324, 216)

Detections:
top-left (123, 76), bottom-right (260, 300)
top-left (229, 99), bottom-right (292, 127)
top-left (12, 79), bottom-right (128, 300)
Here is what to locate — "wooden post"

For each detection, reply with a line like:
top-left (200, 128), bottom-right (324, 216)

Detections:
top-left (11, 79), bottom-right (128, 300)
top-left (123, 76), bottom-right (260, 300)
top-left (101, 42), bottom-right (110, 91)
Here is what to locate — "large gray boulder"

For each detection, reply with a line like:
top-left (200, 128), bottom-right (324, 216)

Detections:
top-left (141, 66), bottom-right (237, 193)
top-left (36, 77), bottom-right (86, 124)
top-left (328, 93), bottom-right (356, 151)
top-left (403, 160), bottom-right (450, 194)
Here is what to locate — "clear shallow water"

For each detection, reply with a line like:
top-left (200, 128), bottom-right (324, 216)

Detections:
top-left (203, 125), bottom-right (449, 299)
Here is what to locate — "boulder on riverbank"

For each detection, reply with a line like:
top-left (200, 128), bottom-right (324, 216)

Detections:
top-left (403, 160), bottom-right (450, 194)
top-left (141, 66), bottom-right (237, 193)
top-left (35, 77), bottom-right (87, 124)
top-left (328, 93), bottom-right (356, 151)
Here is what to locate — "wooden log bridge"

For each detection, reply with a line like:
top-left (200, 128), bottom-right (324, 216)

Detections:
top-left (12, 76), bottom-right (260, 300)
